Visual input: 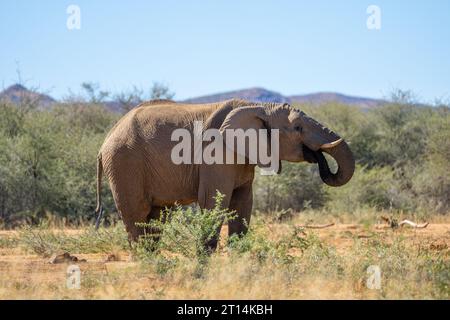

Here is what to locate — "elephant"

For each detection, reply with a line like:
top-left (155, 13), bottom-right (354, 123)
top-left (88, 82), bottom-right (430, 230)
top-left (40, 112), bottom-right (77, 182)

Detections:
top-left (95, 99), bottom-right (355, 249)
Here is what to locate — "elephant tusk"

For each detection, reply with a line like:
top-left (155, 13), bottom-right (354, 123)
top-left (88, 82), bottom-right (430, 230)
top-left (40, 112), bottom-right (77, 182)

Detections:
top-left (321, 138), bottom-right (343, 149)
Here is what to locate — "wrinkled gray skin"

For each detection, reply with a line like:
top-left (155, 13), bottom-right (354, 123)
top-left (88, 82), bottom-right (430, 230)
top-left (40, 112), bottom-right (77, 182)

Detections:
top-left (95, 99), bottom-right (355, 249)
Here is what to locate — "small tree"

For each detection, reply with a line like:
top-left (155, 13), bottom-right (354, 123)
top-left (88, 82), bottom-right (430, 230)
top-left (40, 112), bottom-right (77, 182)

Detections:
top-left (149, 82), bottom-right (174, 100)
top-left (115, 82), bottom-right (175, 113)
top-left (80, 82), bottom-right (110, 104)
top-left (115, 86), bottom-right (145, 112)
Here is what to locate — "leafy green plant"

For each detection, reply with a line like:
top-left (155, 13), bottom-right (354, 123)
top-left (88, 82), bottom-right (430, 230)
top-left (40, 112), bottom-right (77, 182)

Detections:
top-left (228, 219), bottom-right (311, 265)
top-left (135, 192), bottom-right (236, 274)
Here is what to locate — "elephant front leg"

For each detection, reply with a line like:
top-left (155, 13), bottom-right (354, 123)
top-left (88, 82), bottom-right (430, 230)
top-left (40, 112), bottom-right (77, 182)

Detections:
top-left (197, 180), bottom-right (233, 253)
top-left (228, 182), bottom-right (253, 238)
top-left (144, 206), bottom-right (167, 250)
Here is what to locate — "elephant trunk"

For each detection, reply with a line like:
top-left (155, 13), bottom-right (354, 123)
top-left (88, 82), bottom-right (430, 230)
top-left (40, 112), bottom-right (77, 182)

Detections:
top-left (301, 115), bottom-right (355, 187)
top-left (315, 140), bottom-right (355, 187)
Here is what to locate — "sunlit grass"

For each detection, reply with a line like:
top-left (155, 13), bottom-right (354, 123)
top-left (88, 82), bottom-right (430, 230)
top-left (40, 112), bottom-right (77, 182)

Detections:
top-left (0, 209), bottom-right (448, 299)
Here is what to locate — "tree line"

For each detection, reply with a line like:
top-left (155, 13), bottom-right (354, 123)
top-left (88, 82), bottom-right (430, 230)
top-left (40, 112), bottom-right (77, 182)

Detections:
top-left (0, 86), bottom-right (448, 227)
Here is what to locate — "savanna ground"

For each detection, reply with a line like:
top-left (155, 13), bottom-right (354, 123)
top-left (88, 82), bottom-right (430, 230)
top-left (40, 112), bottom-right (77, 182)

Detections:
top-left (0, 208), bottom-right (449, 300)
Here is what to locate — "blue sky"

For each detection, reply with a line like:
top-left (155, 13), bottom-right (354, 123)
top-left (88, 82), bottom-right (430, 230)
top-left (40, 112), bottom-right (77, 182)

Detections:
top-left (1, 0), bottom-right (449, 101)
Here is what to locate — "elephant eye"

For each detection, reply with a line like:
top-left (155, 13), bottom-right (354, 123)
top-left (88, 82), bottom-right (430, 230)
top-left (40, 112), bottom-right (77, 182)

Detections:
top-left (294, 125), bottom-right (303, 133)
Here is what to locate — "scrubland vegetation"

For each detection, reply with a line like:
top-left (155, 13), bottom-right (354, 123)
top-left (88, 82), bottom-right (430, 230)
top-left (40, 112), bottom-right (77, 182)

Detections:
top-left (0, 88), bottom-right (448, 227)
top-left (0, 87), bottom-right (449, 299)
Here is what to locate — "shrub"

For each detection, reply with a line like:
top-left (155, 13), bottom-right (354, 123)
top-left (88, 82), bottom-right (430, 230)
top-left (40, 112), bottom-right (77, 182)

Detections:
top-left (228, 218), bottom-right (311, 265)
top-left (135, 192), bottom-right (236, 274)
top-left (253, 163), bottom-right (326, 212)
top-left (0, 101), bottom-right (117, 226)
top-left (325, 165), bottom-right (414, 213)
top-left (412, 108), bottom-right (450, 213)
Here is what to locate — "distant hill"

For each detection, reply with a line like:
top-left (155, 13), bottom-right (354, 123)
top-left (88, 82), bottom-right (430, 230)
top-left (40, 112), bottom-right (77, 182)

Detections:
top-left (184, 87), bottom-right (385, 109)
top-left (0, 84), bottom-right (385, 111)
top-left (288, 92), bottom-right (384, 109)
top-left (184, 87), bottom-right (290, 104)
top-left (0, 84), bottom-right (56, 107)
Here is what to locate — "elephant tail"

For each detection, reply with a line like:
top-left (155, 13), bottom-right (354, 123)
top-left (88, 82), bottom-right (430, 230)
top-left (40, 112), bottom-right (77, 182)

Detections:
top-left (94, 153), bottom-right (104, 230)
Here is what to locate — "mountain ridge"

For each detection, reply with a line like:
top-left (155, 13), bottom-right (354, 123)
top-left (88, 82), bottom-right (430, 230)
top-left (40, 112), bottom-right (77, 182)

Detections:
top-left (0, 84), bottom-right (56, 107)
top-left (184, 87), bottom-right (385, 109)
top-left (0, 84), bottom-right (385, 110)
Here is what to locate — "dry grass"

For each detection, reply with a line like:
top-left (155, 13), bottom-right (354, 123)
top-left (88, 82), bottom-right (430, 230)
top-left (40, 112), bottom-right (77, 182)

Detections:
top-left (0, 212), bottom-right (449, 300)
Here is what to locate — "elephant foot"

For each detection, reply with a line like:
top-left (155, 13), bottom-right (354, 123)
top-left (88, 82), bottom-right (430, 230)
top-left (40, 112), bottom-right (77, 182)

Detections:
top-left (205, 238), bottom-right (219, 254)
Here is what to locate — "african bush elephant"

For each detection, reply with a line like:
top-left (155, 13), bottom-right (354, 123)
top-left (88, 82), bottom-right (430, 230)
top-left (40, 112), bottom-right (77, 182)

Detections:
top-left (95, 99), bottom-right (354, 249)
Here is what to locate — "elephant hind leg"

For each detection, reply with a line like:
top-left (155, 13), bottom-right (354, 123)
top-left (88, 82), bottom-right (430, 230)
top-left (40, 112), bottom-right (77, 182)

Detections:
top-left (109, 180), bottom-right (151, 243)
top-left (104, 148), bottom-right (152, 243)
top-left (119, 199), bottom-right (151, 243)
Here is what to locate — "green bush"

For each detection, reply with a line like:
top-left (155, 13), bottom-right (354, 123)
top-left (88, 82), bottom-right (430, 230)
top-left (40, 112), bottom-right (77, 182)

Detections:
top-left (0, 101), bottom-right (117, 226)
top-left (135, 192), bottom-right (235, 274)
top-left (412, 108), bottom-right (450, 213)
top-left (326, 165), bottom-right (414, 213)
top-left (228, 220), bottom-right (311, 265)
top-left (253, 163), bottom-right (326, 212)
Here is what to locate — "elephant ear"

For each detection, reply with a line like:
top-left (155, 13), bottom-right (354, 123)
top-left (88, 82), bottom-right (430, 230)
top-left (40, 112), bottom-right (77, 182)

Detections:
top-left (219, 106), bottom-right (281, 173)
top-left (220, 106), bottom-right (268, 131)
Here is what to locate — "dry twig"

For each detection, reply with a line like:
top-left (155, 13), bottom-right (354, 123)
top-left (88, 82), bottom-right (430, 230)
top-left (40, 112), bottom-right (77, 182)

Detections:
top-left (299, 223), bottom-right (335, 229)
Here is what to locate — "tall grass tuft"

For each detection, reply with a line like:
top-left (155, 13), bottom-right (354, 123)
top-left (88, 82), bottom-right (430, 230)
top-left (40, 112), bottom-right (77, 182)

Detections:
top-left (18, 222), bottom-right (128, 257)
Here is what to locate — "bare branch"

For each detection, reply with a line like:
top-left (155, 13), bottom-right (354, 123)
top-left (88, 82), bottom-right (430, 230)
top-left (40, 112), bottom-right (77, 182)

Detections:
top-left (299, 223), bottom-right (335, 229)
